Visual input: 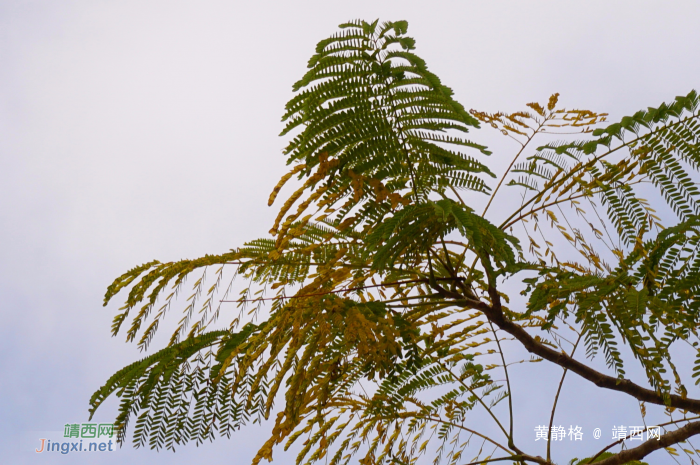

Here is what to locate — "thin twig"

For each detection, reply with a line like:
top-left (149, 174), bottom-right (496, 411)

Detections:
top-left (488, 319), bottom-right (516, 449)
top-left (220, 277), bottom-right (464, 303)
top-left (546, 332), bottom-right (582, 462)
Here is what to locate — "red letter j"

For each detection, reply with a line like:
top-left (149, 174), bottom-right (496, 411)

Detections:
top-left (35, 438), bottom-right (46, 453)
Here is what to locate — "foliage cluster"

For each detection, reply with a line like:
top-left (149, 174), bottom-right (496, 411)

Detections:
top-left (90, 20), bottom-right (700, 465)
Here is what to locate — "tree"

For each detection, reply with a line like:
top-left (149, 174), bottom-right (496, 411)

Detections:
top-left (89, 19), bottom-right (700, 465)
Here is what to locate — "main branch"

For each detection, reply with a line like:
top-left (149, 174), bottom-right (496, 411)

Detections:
top-left (450, 289), bottom-right (700, 415)
top-left (592, 421), bottom-right (700, 465)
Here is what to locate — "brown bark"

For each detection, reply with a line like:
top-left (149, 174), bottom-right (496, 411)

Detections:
top-left (592, 421), bottom-right (700, 465)
top-left (453, 289), bottom-right (700, 415)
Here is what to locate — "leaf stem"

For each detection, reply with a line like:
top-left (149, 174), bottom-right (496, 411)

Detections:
top-left (546, 332), bottom-right (582, 462)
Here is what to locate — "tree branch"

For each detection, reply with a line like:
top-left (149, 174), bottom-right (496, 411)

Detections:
top-left (588, 416), bottom-right (700, 463)
top-left (221, 277), bottom-right (463, 303)
top-left (591, 421), bottom-right (700, 465)
top-left (453, 291), bottom-right (700, 415)
top-left (546, 332), bottom-right (583, 462)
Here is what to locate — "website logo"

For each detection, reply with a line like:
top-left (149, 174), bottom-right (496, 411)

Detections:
top-left (35, 423), bottom-right (116, 455)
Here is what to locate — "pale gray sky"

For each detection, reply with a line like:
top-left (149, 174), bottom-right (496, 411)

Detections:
top-left (1, 1), bottom-right (699, 464)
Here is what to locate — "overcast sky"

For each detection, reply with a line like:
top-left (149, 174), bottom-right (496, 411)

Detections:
top-left (1, 1), bottom-right (699, 464)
